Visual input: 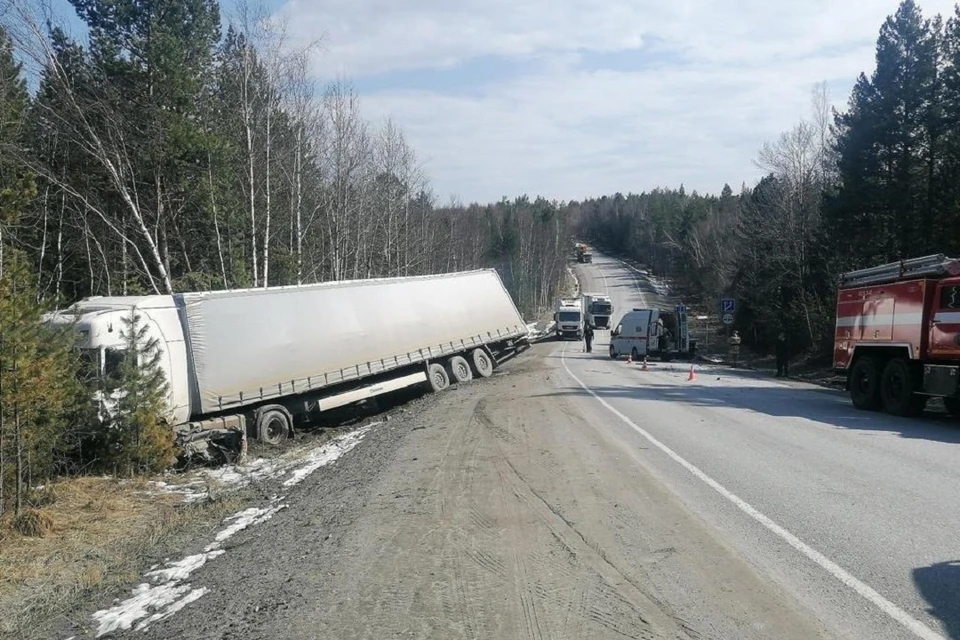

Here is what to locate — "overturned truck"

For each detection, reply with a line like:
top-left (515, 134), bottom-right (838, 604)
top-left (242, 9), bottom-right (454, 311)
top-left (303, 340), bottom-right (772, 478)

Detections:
top-left (47, 270), bottom-right (529, 462)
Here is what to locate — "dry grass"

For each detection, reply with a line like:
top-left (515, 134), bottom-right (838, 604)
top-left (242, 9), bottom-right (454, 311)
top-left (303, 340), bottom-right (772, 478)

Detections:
top-left (0, 476), bottom-right (240, 639)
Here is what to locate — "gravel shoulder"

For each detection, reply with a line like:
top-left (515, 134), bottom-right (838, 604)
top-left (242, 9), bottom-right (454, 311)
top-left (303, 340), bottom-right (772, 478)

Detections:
top-left (58, 344), bottom-right (833, 639)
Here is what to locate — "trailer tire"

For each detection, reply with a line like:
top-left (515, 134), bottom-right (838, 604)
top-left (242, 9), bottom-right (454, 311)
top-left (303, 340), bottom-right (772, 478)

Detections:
top-left (257, 408), bottom-right (290, 445)
top-left (427, 363), bottom-right (450, 392)
top-left (447, 355), bottom-right (473, 384)
top-left (609, 345), bottom-right (618, 360)
top-left (849, 357), bottom-right (881, 411)
top-left (631, 347), bottom-right (640, 362)
top-left (470, 348), bottom-right (494, 378)
top-left (943, 397), bottom-right (960, 416)
top-left (881, 358), bottom-right (924, 416)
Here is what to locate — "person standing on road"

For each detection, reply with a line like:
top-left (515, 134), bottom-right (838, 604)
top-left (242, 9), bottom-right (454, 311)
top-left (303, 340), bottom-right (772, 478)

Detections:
top-left (728, 330), bottom-right (741, 367)
top-left (775, 331), bottom-right (790, 377)
top-left (584, 325), bottom-right (595, 353)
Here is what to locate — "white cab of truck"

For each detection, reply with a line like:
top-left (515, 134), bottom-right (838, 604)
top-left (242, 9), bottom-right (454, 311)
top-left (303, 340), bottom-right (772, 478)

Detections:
top-left (553, 297), bottom-right (584, 340)
top-left (582, 293), bottom-right (613, 330)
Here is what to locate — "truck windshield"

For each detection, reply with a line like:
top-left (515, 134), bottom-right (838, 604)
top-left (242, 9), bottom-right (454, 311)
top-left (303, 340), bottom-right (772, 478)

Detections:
top-left (77, 348), bottom-right (100, 382)
top-left (558, 312), bottom-right (580, 322)
top-left (104, 347), bottom-right (128, 383)
top-left (591, 303), bottom-right (612, 314)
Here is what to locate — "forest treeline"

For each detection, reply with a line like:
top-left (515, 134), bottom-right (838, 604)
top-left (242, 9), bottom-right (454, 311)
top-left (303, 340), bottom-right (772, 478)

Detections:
top-left (578, 0), bottom-right (960, 358)
top-left (0, 0), bottom-right (569, 516)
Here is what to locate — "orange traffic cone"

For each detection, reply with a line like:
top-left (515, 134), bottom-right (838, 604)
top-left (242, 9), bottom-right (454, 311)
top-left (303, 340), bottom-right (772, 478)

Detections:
top-left (687, 364), bottom-right (696, 381)
top-left (641, 356), bottom-right (648, 371)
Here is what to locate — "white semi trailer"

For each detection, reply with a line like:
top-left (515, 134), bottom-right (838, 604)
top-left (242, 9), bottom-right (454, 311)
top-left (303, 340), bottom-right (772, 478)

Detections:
top-left (46, 270), bottom-right (529, 461)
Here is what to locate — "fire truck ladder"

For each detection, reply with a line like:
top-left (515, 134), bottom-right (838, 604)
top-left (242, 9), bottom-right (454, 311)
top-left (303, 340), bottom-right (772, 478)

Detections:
top-left (839, 254), bottom-right (960, 288)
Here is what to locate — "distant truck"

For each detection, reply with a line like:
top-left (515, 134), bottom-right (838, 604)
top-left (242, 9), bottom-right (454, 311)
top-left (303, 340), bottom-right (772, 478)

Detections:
top-left (554, 297), bottom-right (585, 340)
top-left (575, 243), bottom-right (593, 263)
top-left (46, 270), bottom-right (530, 461)
top-left (834, 254), bottom-right (960, 416)
top-left (582, 293), bottom-right (613, 329)
top-left (609, 307), bottom-right (696, 361)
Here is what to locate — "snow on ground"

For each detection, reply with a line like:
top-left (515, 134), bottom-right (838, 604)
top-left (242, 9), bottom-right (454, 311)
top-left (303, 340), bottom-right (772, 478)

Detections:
top-left (92, 424), bottom-right (377, 636)
top-left (149, 422), bottom-right (382, 503)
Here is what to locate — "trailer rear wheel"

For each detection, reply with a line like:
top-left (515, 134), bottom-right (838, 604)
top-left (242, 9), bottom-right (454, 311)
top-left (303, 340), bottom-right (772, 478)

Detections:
top-left (427, 363), bottom-right (450, 392)
top-left (470, 348), bottom-right (494, 378)
top-left (943, 397), bottom-right (960, 416)
top-left (881, 358), bottom-right (924, 416)
top-left (850, 357), bottom-right (881, 411)
top-left (257, 407), bottom-right (290, 445)
top-left (447, 355), bottom-right (473, 384)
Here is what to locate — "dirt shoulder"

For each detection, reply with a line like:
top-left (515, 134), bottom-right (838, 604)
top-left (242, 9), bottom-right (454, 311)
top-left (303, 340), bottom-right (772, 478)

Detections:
top-left (53, 343), bottom-right (836, 640)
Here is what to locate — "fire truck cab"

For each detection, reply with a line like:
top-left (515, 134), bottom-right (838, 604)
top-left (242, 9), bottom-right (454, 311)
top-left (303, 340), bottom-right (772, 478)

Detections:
top-left (834, 254), bottom-right (960, 416)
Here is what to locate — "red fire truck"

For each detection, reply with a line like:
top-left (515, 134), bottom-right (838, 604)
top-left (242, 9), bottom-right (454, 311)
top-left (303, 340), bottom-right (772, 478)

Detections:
top-left (834, 254), bottom-right (960, 416)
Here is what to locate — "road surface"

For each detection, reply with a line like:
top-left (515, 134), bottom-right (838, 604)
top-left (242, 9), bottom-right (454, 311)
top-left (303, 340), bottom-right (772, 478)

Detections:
top-left (62, 252), bottom-right (960, 640)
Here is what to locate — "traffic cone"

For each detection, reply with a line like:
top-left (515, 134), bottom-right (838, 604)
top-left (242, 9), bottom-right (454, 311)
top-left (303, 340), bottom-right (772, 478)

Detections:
top-left (687, 364), bottom-right (696, 381)
top-left (626, 353), bottom-right (632, 364)
top-left (641, 356), bottom-right (648, 371)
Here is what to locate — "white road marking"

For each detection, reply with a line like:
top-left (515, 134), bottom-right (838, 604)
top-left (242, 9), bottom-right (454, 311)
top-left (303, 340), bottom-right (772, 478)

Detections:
top-left (559, 346), bottom-right (946, 640)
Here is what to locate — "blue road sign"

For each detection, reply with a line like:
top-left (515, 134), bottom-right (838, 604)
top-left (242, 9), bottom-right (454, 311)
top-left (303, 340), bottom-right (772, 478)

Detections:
top-left (721, 298), bottom-right (736, 313)
top-left (675, 304), bottom-right (687, 314)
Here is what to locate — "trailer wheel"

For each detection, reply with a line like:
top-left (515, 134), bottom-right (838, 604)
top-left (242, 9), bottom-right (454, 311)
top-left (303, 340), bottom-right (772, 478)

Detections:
top-left (447, 355), bottom-right (473, 384)
top-left (849, 357), bottom-right (881, 411)
top-left (943, 397), bottom-right (960, 416)
top-left (880, 358), bottom-right (924, 416)
top-left (257, 408), bottom-right (290, 445)
top-left (631, 347), bottom-right (640, 362)
top-left (470, 348), bottom-right (494, 378)
top-left (609, 345), bottom-right (619, 360)
top-left (427, 363), bottom-right (450, 392)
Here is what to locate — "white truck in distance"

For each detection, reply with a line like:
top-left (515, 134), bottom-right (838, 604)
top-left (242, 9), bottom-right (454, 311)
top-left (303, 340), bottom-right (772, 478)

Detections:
top-left (46, 270), bottom-right (530, 462)
top-left (553, 297), bottom-right (584, 340)
top-left (582, 293), bottom-right (613, 329)
top-left (609, 307), bottom-right (697, 361)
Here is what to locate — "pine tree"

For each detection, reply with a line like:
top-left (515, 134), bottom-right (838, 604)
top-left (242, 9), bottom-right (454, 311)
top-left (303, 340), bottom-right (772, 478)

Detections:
top-left (104, 308), bottom-right (175, 475)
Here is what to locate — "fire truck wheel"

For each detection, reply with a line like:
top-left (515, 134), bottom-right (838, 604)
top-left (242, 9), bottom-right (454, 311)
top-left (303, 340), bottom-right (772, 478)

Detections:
top-left (849, 357), bottom-right (882, 411)
top-left (880, 358), bottom-right (923, 416)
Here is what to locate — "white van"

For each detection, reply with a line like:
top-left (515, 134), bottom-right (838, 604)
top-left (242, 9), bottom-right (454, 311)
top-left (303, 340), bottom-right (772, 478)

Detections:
top-left (609, 307), bottom-right (695, 361)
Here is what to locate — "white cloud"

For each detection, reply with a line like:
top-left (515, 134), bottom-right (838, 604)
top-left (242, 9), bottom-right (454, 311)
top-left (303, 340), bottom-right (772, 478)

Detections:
top-left (277, 0), bottom-right (960, 202)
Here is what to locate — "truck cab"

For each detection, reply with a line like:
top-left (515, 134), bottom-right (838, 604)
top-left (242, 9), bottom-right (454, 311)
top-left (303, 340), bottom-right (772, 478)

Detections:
top-left (553, 297), bottom-right (584, 340)
top-left (582, 293), bottom-right (613, 329)
top-left (609, 307), bottom-right (694, 361)
top-left (44, 297), bottom-right (191, 426)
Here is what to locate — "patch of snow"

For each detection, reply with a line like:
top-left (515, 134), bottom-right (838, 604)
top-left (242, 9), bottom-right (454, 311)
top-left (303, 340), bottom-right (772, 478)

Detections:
top-left (92, 423), bottom-right (380, 635)
top-left (92, 582), bottom-right (204, 637)
top-left (206, 501), bottom-right (287, 551)
top-left (282, 425), bottom-right (371, 487)
top-left (135, 587), bottom-right (208, 631)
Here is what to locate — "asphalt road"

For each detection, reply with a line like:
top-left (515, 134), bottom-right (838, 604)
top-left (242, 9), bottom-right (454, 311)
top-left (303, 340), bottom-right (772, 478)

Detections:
top-left (58, 254), bottom-right (960, 640)
top-left (571, 252), bottom-right (960, 640)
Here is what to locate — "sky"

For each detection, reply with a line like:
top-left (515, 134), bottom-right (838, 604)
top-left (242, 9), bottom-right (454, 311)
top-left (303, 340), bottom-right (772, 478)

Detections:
top-left (41, 0), bottom-right (960, 205)
top-left (270, 0), bottom-right (958, 204)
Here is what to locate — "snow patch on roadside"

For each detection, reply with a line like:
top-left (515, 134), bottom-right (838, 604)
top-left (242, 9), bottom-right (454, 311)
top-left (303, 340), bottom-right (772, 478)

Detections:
top-left (150, 423), bottom-right (383, 503)
top-left (92, 425), bottom-right (377, 636)
top-left (283, 425), bottom-right (371, 487)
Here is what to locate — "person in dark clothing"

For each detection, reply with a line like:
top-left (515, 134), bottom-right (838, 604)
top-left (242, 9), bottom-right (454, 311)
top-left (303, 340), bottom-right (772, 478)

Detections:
top-left (775, 332), bottom-right (790, 377)
top-left (584, 325), bottom-right (595, 353)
